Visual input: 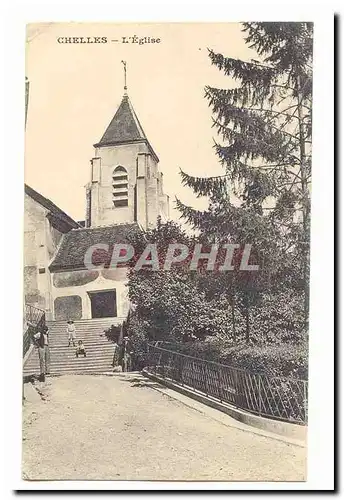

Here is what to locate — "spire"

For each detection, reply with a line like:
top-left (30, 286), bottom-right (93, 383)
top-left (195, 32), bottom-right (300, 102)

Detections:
top-left (93, 63), bottom-right (159, 161)
top-left (95, 94), bottom-right (147, 147)
top-left (121, 60), bottom-right (127, 94)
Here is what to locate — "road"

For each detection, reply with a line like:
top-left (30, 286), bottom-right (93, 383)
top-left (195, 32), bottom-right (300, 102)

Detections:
top-left (22, 374), bottom-right (306, 481)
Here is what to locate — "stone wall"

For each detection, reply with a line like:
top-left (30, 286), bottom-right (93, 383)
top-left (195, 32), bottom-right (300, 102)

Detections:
top-left (51, 268), bottom-right (129, 320)
top-left (54, 295), bottom-right (82, 320)
top-left (90, 141), bottom-right (167, 229)
top-left (91, 142), bottom-right (150, 227)
top-left (24, 193), bottom-right (64, 318)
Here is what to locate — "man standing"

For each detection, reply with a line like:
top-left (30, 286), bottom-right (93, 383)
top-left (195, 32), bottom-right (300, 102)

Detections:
top-left (112, 340), bottom-right (120, 369)
top-left (33, 325), bottom-right (50, 382)
top-left (122, 337), bottom-right (133, 372)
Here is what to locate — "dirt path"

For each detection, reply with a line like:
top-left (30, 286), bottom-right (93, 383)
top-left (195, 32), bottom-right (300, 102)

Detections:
top-left (22, 374), bottom-right (306, 481)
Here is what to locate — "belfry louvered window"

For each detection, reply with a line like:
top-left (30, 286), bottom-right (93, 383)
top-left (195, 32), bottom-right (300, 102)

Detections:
top-left (112, 166), bottom-right (128, 207)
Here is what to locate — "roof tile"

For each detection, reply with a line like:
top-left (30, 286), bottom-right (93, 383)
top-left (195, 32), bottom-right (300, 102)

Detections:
top-left (94, 95), bottom-right (159, 162)
top-left (25, 184), bottom-right (80, 231)
top-left (97, 95), bottom-right (146, 146)
top-left (49, 223), bottom-right (140, 271)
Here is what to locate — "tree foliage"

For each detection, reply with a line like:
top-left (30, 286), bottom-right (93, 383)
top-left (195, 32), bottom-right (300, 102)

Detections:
top-left (127, 23), bottom-right (312, 376)
top-left (177, 22), bottom-right (313, 334)
top-left (127, 220), bottom-right (234, 343)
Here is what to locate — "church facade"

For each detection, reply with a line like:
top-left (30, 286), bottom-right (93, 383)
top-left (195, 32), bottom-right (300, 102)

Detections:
top-left (25, 92), bottom-right (169, 322)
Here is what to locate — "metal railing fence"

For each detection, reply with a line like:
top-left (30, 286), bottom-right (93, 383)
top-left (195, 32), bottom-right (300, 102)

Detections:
top-left (145, 345), bottom-right (308, 424)
top-left (23, 304), bottom-right (46, 357)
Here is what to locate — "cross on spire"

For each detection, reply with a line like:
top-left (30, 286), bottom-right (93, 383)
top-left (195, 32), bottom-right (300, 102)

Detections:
top-left (121, 60), bottom-right (127, 94)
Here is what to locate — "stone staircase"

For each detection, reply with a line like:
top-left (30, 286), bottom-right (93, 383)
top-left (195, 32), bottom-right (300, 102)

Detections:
top-left (23, 317), bottom-right (124, 376)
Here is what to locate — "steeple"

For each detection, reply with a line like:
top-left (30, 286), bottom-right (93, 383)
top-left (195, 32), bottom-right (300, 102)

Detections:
top-left (94, 94), bottom-right (159, 162)
top-left (95, 94), bottom-right (146, 145)
top-left (94, 61), bottom-right (159, 161)
top-left (86, 65), bottom-right (169, 230)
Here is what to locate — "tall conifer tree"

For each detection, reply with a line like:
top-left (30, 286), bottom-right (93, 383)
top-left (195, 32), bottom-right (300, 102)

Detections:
top-left (177, 22), bottom-right (313, 331)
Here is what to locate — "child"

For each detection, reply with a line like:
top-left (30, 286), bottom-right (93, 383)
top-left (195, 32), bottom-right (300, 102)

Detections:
top-left (67, 320), bottom-right (77, 347)
top-left (75, 339), bottom-right (86, 358)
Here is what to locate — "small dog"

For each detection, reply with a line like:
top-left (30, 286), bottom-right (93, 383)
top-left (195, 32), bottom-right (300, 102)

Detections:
top-left (75, 340), bottom-right (87, 358)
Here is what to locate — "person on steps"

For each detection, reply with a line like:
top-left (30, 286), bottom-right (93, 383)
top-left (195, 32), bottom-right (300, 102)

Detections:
top-left (67, 320), bottom-right (77, 347)
top-left (75, 340), bottom-right (86, 358)
top-left (112, 341), bottom-right (120, 369)
top-left (33, 325), bottom-right (50, 382)
top-left (122, 337), bottom-right (133, 372)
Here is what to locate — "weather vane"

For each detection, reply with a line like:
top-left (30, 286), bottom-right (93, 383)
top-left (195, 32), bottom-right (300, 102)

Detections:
top-left (121, 60), bottom-right (127, 93)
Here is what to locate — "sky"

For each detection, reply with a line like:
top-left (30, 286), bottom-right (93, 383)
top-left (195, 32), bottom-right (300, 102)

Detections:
top-left (25, 23), bottom-right (255, 222)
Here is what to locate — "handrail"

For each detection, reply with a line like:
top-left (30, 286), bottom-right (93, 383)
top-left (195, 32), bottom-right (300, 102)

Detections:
top-left (24, 304), bottom-right (45, 327)
top-left (23, 304), bottom-right (46, 358)
top-left (26, 304), bottom-right (45, 313)
top-left (148, 344), bottom-right (307, 383)
top-left (148, 344), bottom-right (261, 375)
top-left (145, 344), bottom-right (308, 424)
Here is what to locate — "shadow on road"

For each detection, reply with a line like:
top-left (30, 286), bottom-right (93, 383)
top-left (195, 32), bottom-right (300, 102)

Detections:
top-left (23, 374), bottom-right (38, 384)
top-left (120, 375), bottom-right (163, 390)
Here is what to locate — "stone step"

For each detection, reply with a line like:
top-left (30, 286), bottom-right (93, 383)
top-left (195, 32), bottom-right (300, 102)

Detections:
top-left (25, 357), bottom-right (113, 366)
top-left (25, 353), bottom-right (113, 360)
top-left (47, 330), bottom-right (116, 334)
top-left (25, 361), bottom-right (113, 370)
top-left (48, 343), bottom-right (113, 348)
top-left (24, 361), bottom-right (114, 371)
top-left (46, 328), bottom-right (120, 335)
top-left (47, 322), bottom-right (117, 327)
top-left (48, 319), bottom-right (118, 322)
top-left (48, 337), bottom-right (113, 342)
top-left (47, 331), bottom-right (115, 336)
top-left (47, 333), bottom-right (113, 336)
top-left (26, 355), bottom-right (112, 363)
top-left (47, 326), bottom-right (115, 330)
top-left (46, 319), bottom-right (123, 327)
top-left (25, 351), bottom-right (114, 363)
top-left (48, 323), bottom-right (116, 327)
top-left (46, 325), bottom-right (119, 330)
top-left (25, 356), bottom-right (113, 364)
top-left (23, 366), bottom-right (115, 375)
top-left (48, 342), bottom-right (112, 347)
top-left (47, 317), bottom-right (120, 321)
top-left (47, 332), bottom-right (115, 336)
top-left (25, 345), bottom-right (114, 355)
top-left (49, 340), bottom-right (113, 344)
top-left (34, 342), bottom-right (113, 349)
top-left (47, 337), bottom-right (113, 344)
top-left (48, 324), bottom-right (114, 327)
top-left (39, 342), bottom-right (114, 349)
top-left (24, 318), bottom-right (125, 375)
top-left (48, 336), bottom-right (113, 341)
top-left (25, 348), bottom-right (114, 367)
top-left (45, 330), bottom-right (113, 335)
top-left (23, 362), bottom-right (115, 372)
top-left (47, 345), bottom-right (113, 351)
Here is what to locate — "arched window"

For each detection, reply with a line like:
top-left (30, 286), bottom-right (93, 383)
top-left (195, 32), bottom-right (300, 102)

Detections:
top-left (112, 166), bottom-right (128, 207)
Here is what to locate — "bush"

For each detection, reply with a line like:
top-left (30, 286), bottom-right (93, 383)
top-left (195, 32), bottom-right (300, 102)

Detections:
top-left (173, 337), bottom-right (308, 379)
top-left (104, 324), bottom-right (121, 342)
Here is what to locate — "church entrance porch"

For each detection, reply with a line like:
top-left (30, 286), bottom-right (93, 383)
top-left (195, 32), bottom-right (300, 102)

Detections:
top-left (88, 290), bottom-right (117, 318)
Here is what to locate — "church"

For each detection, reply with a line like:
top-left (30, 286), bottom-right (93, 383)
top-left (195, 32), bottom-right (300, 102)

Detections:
top-left (24, 87), bottom-right (169, 324)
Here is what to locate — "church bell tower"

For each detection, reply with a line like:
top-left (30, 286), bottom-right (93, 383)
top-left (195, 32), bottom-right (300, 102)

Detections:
top-left (85, 63), bottom-right (169, 229)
